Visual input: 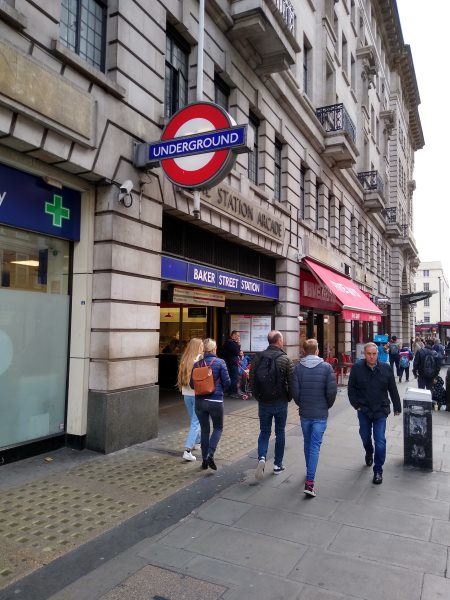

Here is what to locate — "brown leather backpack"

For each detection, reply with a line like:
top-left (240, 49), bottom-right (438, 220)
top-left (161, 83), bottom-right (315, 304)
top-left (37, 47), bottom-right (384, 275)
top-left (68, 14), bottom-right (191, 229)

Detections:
top-left (192, 359), bottom-right (217, 395)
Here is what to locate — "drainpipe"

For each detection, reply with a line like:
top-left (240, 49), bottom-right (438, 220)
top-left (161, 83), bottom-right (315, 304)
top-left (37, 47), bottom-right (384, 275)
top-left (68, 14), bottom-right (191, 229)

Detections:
top-left (193, 0), bottom-right (205, 220)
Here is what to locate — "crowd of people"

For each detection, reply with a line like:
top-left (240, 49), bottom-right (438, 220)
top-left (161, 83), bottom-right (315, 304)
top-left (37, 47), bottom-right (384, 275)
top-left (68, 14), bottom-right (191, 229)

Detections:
top-left (176, 329), bottom-right (448, 498)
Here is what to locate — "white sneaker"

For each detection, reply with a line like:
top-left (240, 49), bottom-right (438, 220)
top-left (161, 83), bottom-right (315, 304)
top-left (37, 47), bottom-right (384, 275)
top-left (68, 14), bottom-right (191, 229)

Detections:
top-left (183, 450), bottom-right (197, 462)
top-left (255, 458), bottom-right (266, 481)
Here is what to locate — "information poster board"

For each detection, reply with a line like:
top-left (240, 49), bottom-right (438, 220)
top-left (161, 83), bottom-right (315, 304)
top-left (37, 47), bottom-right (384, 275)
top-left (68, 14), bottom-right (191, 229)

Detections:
top-left (230, 314), bottom-right (272, 352)
top-left (250, 316), bottom-right (272, 351)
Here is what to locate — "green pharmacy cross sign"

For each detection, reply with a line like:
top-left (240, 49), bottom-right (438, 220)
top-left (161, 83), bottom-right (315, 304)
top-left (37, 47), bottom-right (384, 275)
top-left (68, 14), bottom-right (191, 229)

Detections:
top-left (45, 194), bottom-right (70, 228)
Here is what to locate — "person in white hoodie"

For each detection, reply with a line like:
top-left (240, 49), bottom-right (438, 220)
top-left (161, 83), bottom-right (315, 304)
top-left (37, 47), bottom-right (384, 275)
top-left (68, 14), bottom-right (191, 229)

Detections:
top-left (291, 339), bottom-right (337, 497)
top-left (177, 338), bottom-right (203, 461)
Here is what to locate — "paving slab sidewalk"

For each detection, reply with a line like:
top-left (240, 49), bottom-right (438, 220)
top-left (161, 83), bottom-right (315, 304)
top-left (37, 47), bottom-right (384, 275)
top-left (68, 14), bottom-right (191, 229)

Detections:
top-left (0, 400), bottom-right (298, 590)
top-left (4, 380), bottom-right (448, 600)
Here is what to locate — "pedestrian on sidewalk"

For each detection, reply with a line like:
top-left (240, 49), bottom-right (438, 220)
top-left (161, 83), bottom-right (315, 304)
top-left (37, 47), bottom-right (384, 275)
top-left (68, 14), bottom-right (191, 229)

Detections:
top-left (291, 339), bottom-right (337, 498)
top-left (386, 335), bottom-right (400, 375)
top-left (413, 339), bottom-right (440, 390)
top-left (412, 336), bottom-right (423, 356)
top-left (191, 338), bottom-right (230, 471)
top-left (348, 342), bottom-right (401, 485)
top-left (398, 344), bottom-right (413, 383)
top-left (249, 330), bottom-right (294, 481)
top-left (177, 337), bottom-right (203, 462)
top-left (221, 330), bottom-right (241, 398)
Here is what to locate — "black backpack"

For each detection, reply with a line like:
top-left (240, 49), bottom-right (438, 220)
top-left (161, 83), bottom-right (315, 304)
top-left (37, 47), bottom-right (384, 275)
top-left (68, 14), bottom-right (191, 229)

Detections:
top-left (422, 350), bottom-right (437, 379)
top-left (253, 350), bottom-right (286, 403)
top-left (389, 343), bottom-right (399, 356)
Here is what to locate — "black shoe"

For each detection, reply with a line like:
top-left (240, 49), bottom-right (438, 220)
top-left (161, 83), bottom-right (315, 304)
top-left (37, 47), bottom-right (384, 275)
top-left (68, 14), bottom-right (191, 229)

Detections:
top-left (207, 455), bottom-right (217, 471)
top-left (373, 472), bottom-right (383, 485)
top-left (201, 459), bottom-right (208, 470)
top-left (365, 453), bottom-right (373, 467)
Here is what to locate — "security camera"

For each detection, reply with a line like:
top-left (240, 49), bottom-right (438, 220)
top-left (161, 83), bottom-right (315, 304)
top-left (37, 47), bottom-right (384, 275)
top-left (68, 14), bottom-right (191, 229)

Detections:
top-left (118, 179), bottom-right (133, 207)
top-left (119, 180), bottom-right (133, 197)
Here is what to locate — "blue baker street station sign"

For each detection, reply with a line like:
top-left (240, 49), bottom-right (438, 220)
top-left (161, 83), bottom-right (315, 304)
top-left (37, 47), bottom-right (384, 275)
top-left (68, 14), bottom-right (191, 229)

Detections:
top-left (0, 162), bottom-right (81, 241)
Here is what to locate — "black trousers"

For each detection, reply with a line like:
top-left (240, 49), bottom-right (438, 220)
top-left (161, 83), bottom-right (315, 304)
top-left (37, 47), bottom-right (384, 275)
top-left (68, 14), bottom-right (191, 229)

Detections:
top-left (195, 398), bottom-right (224, 459)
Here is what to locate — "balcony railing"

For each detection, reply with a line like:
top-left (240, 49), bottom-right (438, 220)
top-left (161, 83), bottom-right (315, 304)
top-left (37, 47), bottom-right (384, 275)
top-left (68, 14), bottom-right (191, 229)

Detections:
top-left (273, 0), bottom-right (296, 35)
top-left (315, 103), bottom-right (356, 144)
top-left (384, 207), bottom-right (397, 223)
top-left (357, 170), bottom-right (384, 195)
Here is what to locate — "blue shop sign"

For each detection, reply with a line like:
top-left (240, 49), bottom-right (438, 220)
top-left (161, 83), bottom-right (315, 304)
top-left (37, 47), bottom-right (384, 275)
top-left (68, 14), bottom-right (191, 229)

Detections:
top-left (162, 256), bottom-right (279, 300)
top-left (0, 162), bottom-right (81, 241)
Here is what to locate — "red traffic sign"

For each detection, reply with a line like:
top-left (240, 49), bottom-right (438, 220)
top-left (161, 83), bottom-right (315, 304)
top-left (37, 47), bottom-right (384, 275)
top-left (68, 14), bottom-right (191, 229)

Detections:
top-left (134, 102), bottom-right (247, 189)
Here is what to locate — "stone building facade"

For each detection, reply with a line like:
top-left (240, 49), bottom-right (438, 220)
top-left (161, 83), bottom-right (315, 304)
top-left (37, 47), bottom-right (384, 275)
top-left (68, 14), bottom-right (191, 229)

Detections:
top-left (0, 0), bottom-right (423, 459)
top-left (414, 262), bottom-right (450, 329)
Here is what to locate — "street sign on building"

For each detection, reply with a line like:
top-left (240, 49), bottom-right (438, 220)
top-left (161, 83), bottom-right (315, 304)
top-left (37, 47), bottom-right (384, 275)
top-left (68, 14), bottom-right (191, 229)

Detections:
top-left (134, 102), bottom-right (247, 189)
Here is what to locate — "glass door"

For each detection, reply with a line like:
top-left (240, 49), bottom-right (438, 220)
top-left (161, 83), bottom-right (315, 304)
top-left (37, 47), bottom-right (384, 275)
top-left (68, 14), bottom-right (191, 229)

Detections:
top-left (0, 226), bottom-right (70, 448)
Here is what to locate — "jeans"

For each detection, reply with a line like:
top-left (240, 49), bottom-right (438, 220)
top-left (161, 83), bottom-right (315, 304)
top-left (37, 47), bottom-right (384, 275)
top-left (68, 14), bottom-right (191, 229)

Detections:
top-left (300, 418), bottom-right (327, 482)
top-left (357, 411), bottom-right (387, 474)
top-left (418, 376), bottom-right (434, 391)
top-left (183, 395), bottom-right (200, 450)
top-left (195, 398), bottom-right (224, 459)
top-left (228, 363), bottom-right (239, 395)
top-left (257, 402), bottom-right (288, 467)
top-left (389, 354), bottom-right (400, 376)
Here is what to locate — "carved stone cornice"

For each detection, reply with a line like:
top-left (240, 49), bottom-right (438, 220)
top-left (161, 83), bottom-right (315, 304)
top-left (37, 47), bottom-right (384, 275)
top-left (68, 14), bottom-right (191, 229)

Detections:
top-left (380, 109), bottom-right (396, 137)
top-left (356, 45), bottom-right (378, 88)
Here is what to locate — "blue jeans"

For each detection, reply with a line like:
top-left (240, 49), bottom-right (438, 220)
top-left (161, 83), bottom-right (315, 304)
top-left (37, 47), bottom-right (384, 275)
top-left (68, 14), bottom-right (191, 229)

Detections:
top-left (357, 411), bottom-right (387, 474)
top-left (195, 398), bottom-right (224, 459)
top-left (300, 418), bottom-right (327, 482)
top-left (183, 395), bottom-right (200, 450)
top-left (257, 402), bottom-right (288, 467)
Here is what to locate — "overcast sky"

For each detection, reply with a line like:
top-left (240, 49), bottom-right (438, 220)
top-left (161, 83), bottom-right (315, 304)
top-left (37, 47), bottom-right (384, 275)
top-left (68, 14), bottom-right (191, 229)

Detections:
top-left (396, 0), bottom-right (450, 281)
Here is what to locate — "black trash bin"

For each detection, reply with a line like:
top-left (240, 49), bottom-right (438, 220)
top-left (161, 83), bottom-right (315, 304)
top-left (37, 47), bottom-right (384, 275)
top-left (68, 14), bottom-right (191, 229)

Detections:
top-left (403, 388), bottom-right (433, 470)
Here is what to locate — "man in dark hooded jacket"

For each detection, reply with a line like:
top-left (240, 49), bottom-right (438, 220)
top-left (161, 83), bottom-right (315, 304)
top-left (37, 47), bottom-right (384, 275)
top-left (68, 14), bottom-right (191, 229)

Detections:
top-left (291, 339), bottom-right (337, 498)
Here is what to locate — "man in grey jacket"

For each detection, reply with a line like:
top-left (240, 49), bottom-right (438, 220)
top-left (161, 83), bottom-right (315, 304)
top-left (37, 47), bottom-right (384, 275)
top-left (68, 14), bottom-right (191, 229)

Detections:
top-left (291, 339), bottom-right (337, 497)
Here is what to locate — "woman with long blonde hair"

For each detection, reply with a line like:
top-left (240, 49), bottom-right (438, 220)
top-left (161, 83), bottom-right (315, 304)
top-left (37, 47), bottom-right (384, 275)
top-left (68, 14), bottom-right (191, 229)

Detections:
top-left (177, 337), bottom-right (204, 461)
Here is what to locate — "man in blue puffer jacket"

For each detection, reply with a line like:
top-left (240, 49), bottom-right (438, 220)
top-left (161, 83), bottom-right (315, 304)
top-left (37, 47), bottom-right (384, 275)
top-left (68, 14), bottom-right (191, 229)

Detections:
top-left (291, 339), bottom-right (337, 498)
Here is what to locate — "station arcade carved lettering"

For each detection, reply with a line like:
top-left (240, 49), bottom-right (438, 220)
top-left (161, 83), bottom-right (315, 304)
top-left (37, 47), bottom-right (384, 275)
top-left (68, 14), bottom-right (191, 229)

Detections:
top-left (202, 185), bottom-right (284, 242)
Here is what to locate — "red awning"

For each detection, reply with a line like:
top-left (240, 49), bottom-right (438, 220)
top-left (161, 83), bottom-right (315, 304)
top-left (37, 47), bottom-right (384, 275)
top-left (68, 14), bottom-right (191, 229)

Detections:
top-left (304, 259), bottom-right (382, 323)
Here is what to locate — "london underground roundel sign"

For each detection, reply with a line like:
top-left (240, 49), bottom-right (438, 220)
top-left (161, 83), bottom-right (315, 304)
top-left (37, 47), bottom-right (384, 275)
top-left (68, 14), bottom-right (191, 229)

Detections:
top-left (135, 102), bottom-right (247, 189)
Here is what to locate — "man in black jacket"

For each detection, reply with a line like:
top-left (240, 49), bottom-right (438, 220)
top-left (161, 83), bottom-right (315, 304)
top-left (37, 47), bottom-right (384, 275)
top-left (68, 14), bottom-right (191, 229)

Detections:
top-left (222, 331), bottom-right (241, 398)
top-left (348, 342), bottom-right (401, 485)
top-left (249, 331), bottom-right (294, 480)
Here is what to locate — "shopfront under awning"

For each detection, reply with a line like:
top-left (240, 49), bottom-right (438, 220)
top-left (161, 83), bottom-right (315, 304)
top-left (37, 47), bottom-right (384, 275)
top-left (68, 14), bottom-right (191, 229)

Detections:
top-left (401, 291), bottom-right (435, 304)
top-left (304, 259), bottom-right (382, 322)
